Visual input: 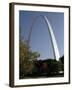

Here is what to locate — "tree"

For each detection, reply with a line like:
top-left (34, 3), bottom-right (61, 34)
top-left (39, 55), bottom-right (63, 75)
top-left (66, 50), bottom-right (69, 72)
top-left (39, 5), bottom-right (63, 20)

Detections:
top-left (19, 40), bottom-right (40, 79)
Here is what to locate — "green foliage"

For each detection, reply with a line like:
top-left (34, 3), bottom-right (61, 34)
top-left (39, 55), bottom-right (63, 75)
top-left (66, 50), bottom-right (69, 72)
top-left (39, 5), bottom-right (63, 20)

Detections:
top-left (19, 40), bottom-right (40, 79)
top-left (46, 60), bottom-right (63, 75)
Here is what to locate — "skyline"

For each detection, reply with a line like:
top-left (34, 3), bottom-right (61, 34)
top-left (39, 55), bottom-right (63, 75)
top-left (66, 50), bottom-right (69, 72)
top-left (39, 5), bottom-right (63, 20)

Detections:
top-left (19, 10), bottom-right (64, 60)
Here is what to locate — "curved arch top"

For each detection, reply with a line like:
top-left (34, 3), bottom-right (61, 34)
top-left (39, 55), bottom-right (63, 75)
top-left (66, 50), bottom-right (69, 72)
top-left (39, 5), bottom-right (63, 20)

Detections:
top-left (27, 15), bottom-right (60, 61)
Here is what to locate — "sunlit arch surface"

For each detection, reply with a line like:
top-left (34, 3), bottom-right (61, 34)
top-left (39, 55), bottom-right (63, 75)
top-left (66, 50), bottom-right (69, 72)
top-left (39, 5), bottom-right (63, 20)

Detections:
top-left (27, 15), bottom-right (60, 61)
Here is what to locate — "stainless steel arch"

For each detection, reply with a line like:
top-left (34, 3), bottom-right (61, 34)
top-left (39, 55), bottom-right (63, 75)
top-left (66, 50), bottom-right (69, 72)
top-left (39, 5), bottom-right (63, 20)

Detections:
top-left (27, 15), bottom-right (60, 61)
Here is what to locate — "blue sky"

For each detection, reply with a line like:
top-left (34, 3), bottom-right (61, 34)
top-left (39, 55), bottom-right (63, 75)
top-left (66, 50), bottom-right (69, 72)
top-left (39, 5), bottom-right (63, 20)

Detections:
top-left (19, 10), bottom-right (64, 60)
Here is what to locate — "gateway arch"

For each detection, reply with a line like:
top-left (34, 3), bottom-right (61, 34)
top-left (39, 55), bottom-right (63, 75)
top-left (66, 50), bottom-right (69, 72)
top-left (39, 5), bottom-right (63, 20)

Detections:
top-left (27, 15), bottom-right (60, 61)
